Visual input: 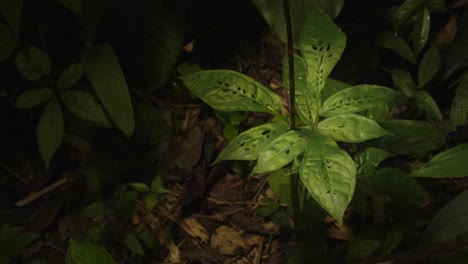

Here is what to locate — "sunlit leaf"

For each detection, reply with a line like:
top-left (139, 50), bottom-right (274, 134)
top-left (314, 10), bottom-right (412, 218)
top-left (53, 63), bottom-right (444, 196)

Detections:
top-left (66, 239), bottom-right (116, 264)
top-left (0, 0), bottom-right (22, 38)
top-left (252, 130), bottom-right (308, 174)
top-left (374, 30), bottom-right (416, 63)
top-left (0, 23), bottom-right (16, 62)
top-left (57, 63), bottom-right (84, 90)
top-left (82, 43), bottom-right (135, 138)
top-left (181, 70), bottom-right (283, 115)
top-left (300, 134), bottom-right (356, 224)
top-left (414, 91), bottom-right (442, 121)
top-left (321, 85), bottom-right (403, 117)
top-left (412, 8), bottom-right (430, 56)
top-left (37, 98), bottom-right (64, 169)
top-left (450, 71), bottom-right (468, 128)
top-left (214, 122), bottom-right (289, 163)
top-left (15, 45), bottom-right (51, 81)
top-left (15, 87), bottom-right (53, 109)
top-left (392, 0), bottom-right (424, 30)
top-left (300, 9), bottom-right (346, 95)
top-left (410, 144), bottom-right (468, 178)
top-left (60, 90), bottom-right (112, 128)
top-left (365, 104), bottom-right (390, 122)
top-left (318, 114), bottom-right (391, 143)
top-left (391, 69), bottom-right (417, 97)
top-left (418, 46), bottom-right (440, 88)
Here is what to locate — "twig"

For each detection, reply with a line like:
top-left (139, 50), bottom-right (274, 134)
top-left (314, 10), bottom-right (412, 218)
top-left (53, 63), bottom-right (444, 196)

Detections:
top-left (14, 174), bottom-right (71, 207)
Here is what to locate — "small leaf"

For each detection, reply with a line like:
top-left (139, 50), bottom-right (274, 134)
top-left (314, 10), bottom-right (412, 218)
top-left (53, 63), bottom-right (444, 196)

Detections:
top-left (80, 201), bottom-right (108, 218)
top-left (418, 46), bottom-right (440, 88)
top-left (420, 191), bottom-right (468, 246)
top-left (374, 30), bottom-right (416, 63)
top-left (256, 198), bottom-right (279, 217)
top-left (114, 191), bottom-right (138, 222)
top-left (124, 233), bottom-right (144, 255)
top-left (300, 134), bottom-right (356, 224)
top-left (15, 87), bottom-right (53, 109)
top-left (354, 147), bottom-right (394, 171)
top-left (214, 122), bottom-right (289, 163)
top-left (15, 45), bottom-right (51, 81)
top-left (391, 69), bottom-right (417, 97)
top-left (318, 114), bottom-right (391, 143)
top-left (0, 22), bottom-right (16, 62)
top-left (345, 239), bottom-right (381, 260)
top-left (60, 90), bottom-right (112, 128)
top-left (181, 70), bottom-right (283, 115)
top-left (57, 63), bottom-right (84, 90)
top-left (126, 182), bottom-right (150, 193)
top-left (145, 193), bottom-right (159, 212)
top-left (150, 175), bottom-right (164, 193)
top-left (82, 43), bottom-right (135, 138)
top-left (320, 85), bottom-right (403, 117)
top-left (300, 9), bottom-right (346, 95)
top-left (410, 144), bottom-right (468, 178)
top-left (412, 8), bottom-right (430, 56)
top-left (0, 0), bottom-right (22, 38)
top-left (392, 0), bottom-right (424, 30)
top-left (268, 168), bottom-right (292, 215)
top-left (252, 130), bottom-right (308, 174)
top-left (450, 71), bottom-right (468, 128)
top-left (66, 239), bottom-right (116, 264)
top-left (427, 0), bottom-right (447, 12)
top-left (37, 98), bottom-right (64, 169)
top-left (414, 91), bottom-right (442, 121)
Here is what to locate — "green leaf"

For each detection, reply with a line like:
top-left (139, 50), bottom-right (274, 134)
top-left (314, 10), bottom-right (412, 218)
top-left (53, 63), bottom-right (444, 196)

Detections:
top-left (412, 8), bottom-right (430, 56)
top-left (60, 0), bottom-right (82, 14)
top-left (15, 87), bottom-right (53, 109)
top-left (256, 198), bottom-right (279, 217)
top-left (414, 91), bottom-right (442, 121)
top-left (57, 63), bottom-right (84, 90)
top-left (300, 134), bottom-right (356, 224)
top-left (114, 191), bottom-right (138, 222)
top-left (268, 168), bottom-right (292, 215)
top-left (365, 104), bottom-right (390, 122)
top-left (321, 78), bottom-right (350, 102)
top-left (345, 239), bottom-right (381, 261)
top-left (124, 233), bottom-right (144, 255)
top-left (0, 0), bottom-right (22, 38)
top-left (181, 70), bottom-right (283, 115)
top-left (150, 175), bottom-right (164, 193)
top-left (66, 239), bottom-right (116, 264)
top-left (320, 85), bottom-right (403, 117)
top-left (80, 201), bottom-right (108, 218)
top-left (0, 225), bottom-right (39, 258)
top-left (60, 90), bottom-right (112, 128)
top-left (133, 100), bottom-right (169, 145)
top-left (392, 0), bottom-right (424, 30)
top-left (418, 46), bottom-right (440, 88)
top-left (318, 114), bottom-right (391, 143)
top-left (427, 0), bottom-right (447, 12)
top-left (420, 191), bottom-right (468, 246)
top-left (410, 144), bottom-right (468, 178)
top-left (300, 9), bottom-right (346, 95)
top-left (37, 98), bottom-right (64, 169)
top-left (15, 45), bottom-right (51, 81)
top-left (82, 43), bottom-right (134, 138)
top-left (355, 147), bottom-right (393, 170)
top-left (374, 30), bottom-right (416, 63)
top-left (145, 192), bottom-right (159, 212)
top-left (252, 130), bottom-right (308, 174)
top-left (126, 182), bottom-right (150, 193)
top-left (0, 23), bottom-right (16, 62)
top-left (450, 71), bottom-right (468, 128)
top-left (214, 122), bottom-right (289, 163)
top-left (391, 69), bottom-right (417, 98)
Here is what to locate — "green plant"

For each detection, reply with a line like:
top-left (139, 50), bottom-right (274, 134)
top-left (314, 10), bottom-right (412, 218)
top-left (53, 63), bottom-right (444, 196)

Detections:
top-left (0, 224), bottom-right (43, 264)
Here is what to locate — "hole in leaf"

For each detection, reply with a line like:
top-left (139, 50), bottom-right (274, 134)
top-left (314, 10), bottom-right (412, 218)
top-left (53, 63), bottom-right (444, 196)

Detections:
top-left (261, 130), bottom-right (271, 135)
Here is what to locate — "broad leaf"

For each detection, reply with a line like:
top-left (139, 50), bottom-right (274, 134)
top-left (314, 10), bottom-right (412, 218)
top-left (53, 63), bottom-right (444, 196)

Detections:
top-left (133, 100), bottom-right (169, 145)
top-left (318, 114), bottom-right (391, 143)
top-left (0, 224), bottom-right (39, 258)
top-left (374, 30), bottom-right (416, 64)
top-left (410, 144), bottom-right (468, 178)
top-left (365, 104), bottom-right (390, 122)
top-left (412, 8), bottom-right (430, 56)
top-left (300, 134), bottom-right (356, 224)
top-left (214, 122), bottom-right (289, 163)
top-left (450, 71), bottom-right (468, 128)
top-left (37, 98), bottom-right (64, 169)
top-left (321, 78), bottom-right (350, 102)
top-left (354, 147), bottom-right (393, 176)
top-left (252, 130), bottom-right (308, 174)
top-left (60, 90), bottom-right (112, 128)
top-left (391, 69), bottom-right (417, 98)
top-left (181, 70), bottom-right (283, 115)
top-left (344, 239), bottom-right (381, 261)
top-left (268, 168), bottom-right (292, 214)
top-left (66, 239), bottom-right (116, 264)
top-left (82, 43), bottom-right (134, 138)
top-left (420, 191), bottom-right (468, 246)
top-left (300, 9), bottom-right (346, 95)
top-left (418, 46), bottom-right (440, 88)
top-left (15, 45), bottom-right (51, 81)
top-left (320, 85), bottom-right (403, 117)
top-left (0, 22), bottom-right (16, 62)
top-left (414, 91), bottom-right (442, 121)
top-left (392, 0), bottom-right (424, 31)
top-left (0, 0), bottom-right (22, 38)
top-left (15, 87), bottom-right (53, 109)
top-left (57, 63), bottom-right (84, 90)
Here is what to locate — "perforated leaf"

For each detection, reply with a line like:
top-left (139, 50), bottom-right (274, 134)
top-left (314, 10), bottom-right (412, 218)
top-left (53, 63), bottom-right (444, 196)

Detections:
top-left (60, 90), bottom-right (112, 128)
top-left (15, 45), bottom-right (51, 81)
top-left (392, 0), bottom-right (424, 30)
top-left (37, 98), bottom-right (64, 169)
top-left (57, 63), bottom-right (84, 90)
top-left (412, 8), bottom-right (430, 56)
top-left (0, 22), bottom-right (16, 62)
top-left (181, 70), bottom-right (283, 115)
top-left (214, 122), bottom-right (289, 164)
top-left (414, 91), bottom-right (442, 121)
top-left (320, 85), bottom-right (403, 117)
top-left (252, 130), bottom-right (308, 174)
top-left (418, 46), bottom-right (440, 88)
top-left (374, 30), bottom-right (416, 63)
top-left (318, 114), bottom-right (391, 143)
top-left (300, 134), bottom-right (356, 224)
top-left (15, 87), bottom-right (53, 109)
top-left (410, 144), bottom-right (468, 178)
top-left (391, 69), bottom-right (417, 97)
top-left (300, 9), bottom-right (346, 95)
top-left (354, 147), bottom-right (393, 177)
top-left (450, 71), bottom-right (468, 128)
